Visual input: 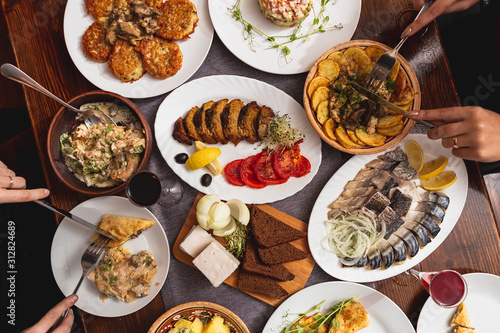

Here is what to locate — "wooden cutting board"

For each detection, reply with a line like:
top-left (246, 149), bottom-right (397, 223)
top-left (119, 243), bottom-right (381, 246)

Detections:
top-left (173, 193), bottom-right (316, 307)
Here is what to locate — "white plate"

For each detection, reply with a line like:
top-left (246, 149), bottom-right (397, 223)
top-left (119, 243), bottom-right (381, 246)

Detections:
top-left (63, 0), bottom-right (214, 99)
top-left (50, 196), bottom-right (169, 317)
top-left (308, 134), bottom-right (468, 282)
top-left (417, 273), bottom-right (500, 332)
top-left (263, 281), bottom-right (415, 333)
top-left (209, 0), bottom-right (361, 75)
top-left (155, 75), bottom-right (322, 204)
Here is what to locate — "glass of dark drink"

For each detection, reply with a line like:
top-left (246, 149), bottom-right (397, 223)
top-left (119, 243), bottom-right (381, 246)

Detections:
top-left (126, 171), bottom-right (183, 207)
top-left (409, 268), bottom-right (468, 307)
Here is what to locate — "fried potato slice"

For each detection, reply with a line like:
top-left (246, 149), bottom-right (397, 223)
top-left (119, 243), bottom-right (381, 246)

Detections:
top-left (335, 125), bottom-right (364, 149)
top-left (316, 100), bottom-right (330, 125)
top-left (85, 0), bottom-right (114, 19)
top-left (364, 46), bottom-right (385, 63)
top-left (376, 121), bottom-right (404, 136)
top-left (316, 59), bottom-right (340, 81)
top-left (392, 69), bottom-right (407, 99)
top-left (135, 37), bottom-right (183, 79)
top-left (157, 0), bottom-right (199, 40)
top-left (108, 40), bottom-right (145, 82)
top-left (322, 118), bottom-right (337, 140)
top-left (355, 127), bottom-right (386, 146)
top-left (388, 60), bottom-right (401, 81)
top-left (82, 19), bottom-right (112, 62)
top-left (394, 84), bottom-right (415, 106)
top-left (376, 115), bottom-right (404, 129)
top-left (311, 86), bottom-right (331, 111)
top-left (347, 129), bottom-right (366, 146)
top-left (344, 47), bottom-right (372, 78)
top-left (398, 102), bottom-right (413, 111)
top-left (307, 76), bottom-right (330, 98)
top-left (327, 51), bottom-right (349, 75)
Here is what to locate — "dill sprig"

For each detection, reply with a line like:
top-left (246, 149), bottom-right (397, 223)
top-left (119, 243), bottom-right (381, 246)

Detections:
top-left (228, 0), bottom-right (343, 62)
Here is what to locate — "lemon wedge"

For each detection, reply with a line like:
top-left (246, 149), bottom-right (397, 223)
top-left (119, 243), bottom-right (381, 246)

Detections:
top-left (404, 140), bottom-right (424, 172)
top-left (186, 146), bottom-right (221, 171)
top-left (420, 170), bottom-right (457, 191)
top-left (420, 155), bottom-right (448, 180)
top-left (194, 141), bottom-right (222, 175)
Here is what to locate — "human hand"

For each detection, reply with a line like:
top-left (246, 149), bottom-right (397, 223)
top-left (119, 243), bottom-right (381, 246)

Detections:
top-left (22, 295), bottom-right (78, 333)
top-left (411, 106), bottom-right (500, 162)
top-left (401, 0), bottom-right (479, 38)
top-left (0, 161), bottom-right (49, 203)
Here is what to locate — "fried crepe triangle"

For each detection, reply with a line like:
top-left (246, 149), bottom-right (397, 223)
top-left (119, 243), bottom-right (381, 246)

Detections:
top-left (332, 299), bottom-right (370, 333)
top-left (90, 214), bottom-right (155, 248)
top-left (451, 303), bottom-right (475, 332)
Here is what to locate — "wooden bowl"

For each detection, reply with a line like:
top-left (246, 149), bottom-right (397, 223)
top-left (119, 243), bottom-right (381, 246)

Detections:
top-left (47, 91), bottom-right (153, 196)
top-left (148, 301), bottom-right (250, 333)
top-left (303, 40), bottom-right (421, 155)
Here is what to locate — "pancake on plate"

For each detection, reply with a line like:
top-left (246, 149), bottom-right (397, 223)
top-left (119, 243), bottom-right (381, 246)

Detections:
top-left (90, 214), bottom-right (155, 247)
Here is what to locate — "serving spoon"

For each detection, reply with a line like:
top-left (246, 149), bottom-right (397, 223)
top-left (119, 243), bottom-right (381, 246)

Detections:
top-left (1, 63), bottom-right (116, 127)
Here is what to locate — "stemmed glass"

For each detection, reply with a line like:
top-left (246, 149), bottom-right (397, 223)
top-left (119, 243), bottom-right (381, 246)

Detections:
top-left (126, 170), bottom-right (183, 207)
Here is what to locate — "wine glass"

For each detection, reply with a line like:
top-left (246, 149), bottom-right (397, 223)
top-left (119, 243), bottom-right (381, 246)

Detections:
top-left (408, 268), bottom-right (468, 307)
top-left (126, 171), bottom-right (183, 207)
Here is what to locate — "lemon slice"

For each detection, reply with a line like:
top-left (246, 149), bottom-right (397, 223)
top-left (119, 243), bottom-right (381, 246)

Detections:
top-left (186, 147), bottom-right (221, 171)
top-left (194, 141), bottom-right (223, 175)
top-left (420, 155), bottom-right (448, 180)
top-left (420, 171), bottom-right (457, 191)
top-left (404, 140), bottom-right (424, 172)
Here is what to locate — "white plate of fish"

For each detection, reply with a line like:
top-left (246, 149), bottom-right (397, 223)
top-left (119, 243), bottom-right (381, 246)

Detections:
top-left (263, 281), bottom-right (415, 333)
top-left (63, 0), bottom-right (214, 98)
top-left (50, 196), bottom-right (169, 317)
top-left (208, 0), bottom-right (361, 75)
top-left (308, 134), bottom-right (468, 282)
top-left (154, 75), bottom-right (322, 204)
top-left (417, 273), bottom-right (500, 332)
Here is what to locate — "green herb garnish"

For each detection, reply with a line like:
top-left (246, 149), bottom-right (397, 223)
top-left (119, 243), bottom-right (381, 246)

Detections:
top-left (225, 222), bottom-right (249, 260)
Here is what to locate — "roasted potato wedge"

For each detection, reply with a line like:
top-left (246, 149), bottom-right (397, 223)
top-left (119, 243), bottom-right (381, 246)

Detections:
top-left (344, 47), bottom-right (372, 77)
top-left (347, 129), bottom-right (366, 146)
top-left (392, 70), bottom-right (407, 99)
top-left (322, 117), bottom-right (337, 140)
top-left (335, 125), bottom-right (364, 149)
top-left (311, 86), bottom-right (331, 111)
top-left (376, 121), bottom-right (404, 136)
top-left (307, 76), bottom-right (330, 98)
top-left (398, 102), bottom-right (413, 111)
top-left (376, 115), bottom-right (404, 129)
top-left (364, 46), bottom-right (385, 63)
top-left (316, 99), bottom-right (330, 125)
top-left (317, 59), bottom-right (340, 81)
top-left (327, 51), bottom-right (349, 74)
top-left (394, 84), bottom-right (415, 106)
top-left (355, 127), bottom-right (386, 146)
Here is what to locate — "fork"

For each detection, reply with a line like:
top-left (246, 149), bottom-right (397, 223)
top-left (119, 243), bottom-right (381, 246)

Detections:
top-left (48, 236), bottom-right (110, 332)
top-left (365, 0), bottom-right (435, 91)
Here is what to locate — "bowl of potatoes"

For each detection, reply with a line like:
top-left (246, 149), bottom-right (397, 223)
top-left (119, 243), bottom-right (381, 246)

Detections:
top-left (303, 40), bottom-right (421, 154)
top-left (148, 301), bottom-right (250, 333)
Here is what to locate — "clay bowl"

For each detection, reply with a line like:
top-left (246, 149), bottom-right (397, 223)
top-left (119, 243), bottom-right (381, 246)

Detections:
top-left (303, 40), bottom-right (421, 155)
top-left (47, 90), bottom-right (153, 196)
top-left (148, 301), bottom-right (250, 333)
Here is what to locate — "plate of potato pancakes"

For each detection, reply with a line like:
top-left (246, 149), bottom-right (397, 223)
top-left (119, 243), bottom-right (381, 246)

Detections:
top-left (64, 0), bottom-right (214, 98)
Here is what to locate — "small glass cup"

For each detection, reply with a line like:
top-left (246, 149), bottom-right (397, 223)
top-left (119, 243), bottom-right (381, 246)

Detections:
top-left (126, 171), bottom-right (183, 207)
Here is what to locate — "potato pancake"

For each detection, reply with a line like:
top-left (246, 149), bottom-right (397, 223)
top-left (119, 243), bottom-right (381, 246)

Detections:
top-left (108, 40), bottom-right (145, 82)
top-left (113, 0), bottom-right (132, 10)
top-left (156, 0), bottom-right (198, 40)
top-left (85, 0), bottom-right (114, 19)
top-left (144, 0), bottom-right (163, 8)
top-left (82, 19), bottom-right (112, 62)
top-left (135, 37), bottom-right (183, 79)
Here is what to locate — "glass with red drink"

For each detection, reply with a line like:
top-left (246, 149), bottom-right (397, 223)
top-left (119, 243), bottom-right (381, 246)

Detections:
top-left (409, 268), bottom-right (468, 307)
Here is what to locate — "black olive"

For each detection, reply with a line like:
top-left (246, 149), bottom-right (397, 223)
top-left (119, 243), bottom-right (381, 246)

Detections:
top-left (175, 153), bottom-right (189, 164)
top-left (201, 174), bottom-right (212, 187)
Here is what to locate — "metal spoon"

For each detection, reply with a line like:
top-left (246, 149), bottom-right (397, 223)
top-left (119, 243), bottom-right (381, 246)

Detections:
top-left (1, 63), bottom-right (116, 127)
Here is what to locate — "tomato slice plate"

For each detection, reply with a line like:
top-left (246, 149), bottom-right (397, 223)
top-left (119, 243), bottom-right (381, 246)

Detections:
top-left (240, 154), bottom-right (267, 189)
top-left (223, 159), bottom-right (245, 186)
top-left (254, 151), bottom-right (289, 185)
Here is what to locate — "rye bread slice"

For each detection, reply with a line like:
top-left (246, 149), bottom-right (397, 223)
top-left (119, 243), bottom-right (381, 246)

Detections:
top-left (242, 239), bottom-right (295, 282)
top-left (237, 270), bottom-right (289, 299)
top-left (257, 242), bottom-right (311, 265)
top-left (250, 205), bottom-right (306, 248)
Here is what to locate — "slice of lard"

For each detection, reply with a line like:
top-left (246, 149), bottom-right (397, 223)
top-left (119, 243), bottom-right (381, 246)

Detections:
top-left (180, 225), bottom-right (216, 258)
top-left (192, 241), bottom-right (240, 287)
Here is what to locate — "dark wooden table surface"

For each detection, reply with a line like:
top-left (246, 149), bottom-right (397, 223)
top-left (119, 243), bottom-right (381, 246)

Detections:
top-left (2, 0), bottom-right (499, 332)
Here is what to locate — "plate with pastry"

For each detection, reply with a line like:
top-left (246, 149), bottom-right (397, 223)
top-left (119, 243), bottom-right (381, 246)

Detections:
top-left (263, 281), bottom-right (415, 332)
top-left (417, 272), bottom-right (500, 333)
top-left (50, 196), bottom-right (169, 317)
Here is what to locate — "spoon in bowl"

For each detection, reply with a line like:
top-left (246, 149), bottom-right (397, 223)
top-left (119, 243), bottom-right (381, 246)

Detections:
top-left (1, 63), bottom-right (116, 127)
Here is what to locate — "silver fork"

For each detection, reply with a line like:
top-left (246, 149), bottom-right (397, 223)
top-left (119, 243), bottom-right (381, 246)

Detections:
top-left (365, 0), bottom-right (435, 91)
top-left (48, 236), bottom-right (110, 332)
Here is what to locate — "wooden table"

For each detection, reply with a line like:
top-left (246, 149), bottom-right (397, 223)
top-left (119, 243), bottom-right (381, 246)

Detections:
top-left (2, 0), bottom-right (499, 332)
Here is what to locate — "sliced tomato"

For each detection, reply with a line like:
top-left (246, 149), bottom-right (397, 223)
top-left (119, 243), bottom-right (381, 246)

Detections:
top-left (272, 146), bottom-right (299, 179)
top-left (223, 159), bottom-right (245, 186)
top-left (254, 150), bottom-right (289, 185)
top-left (292, 155), bottom-right (311, 177)
top-left (240, 154), bottom-right (267, 189)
